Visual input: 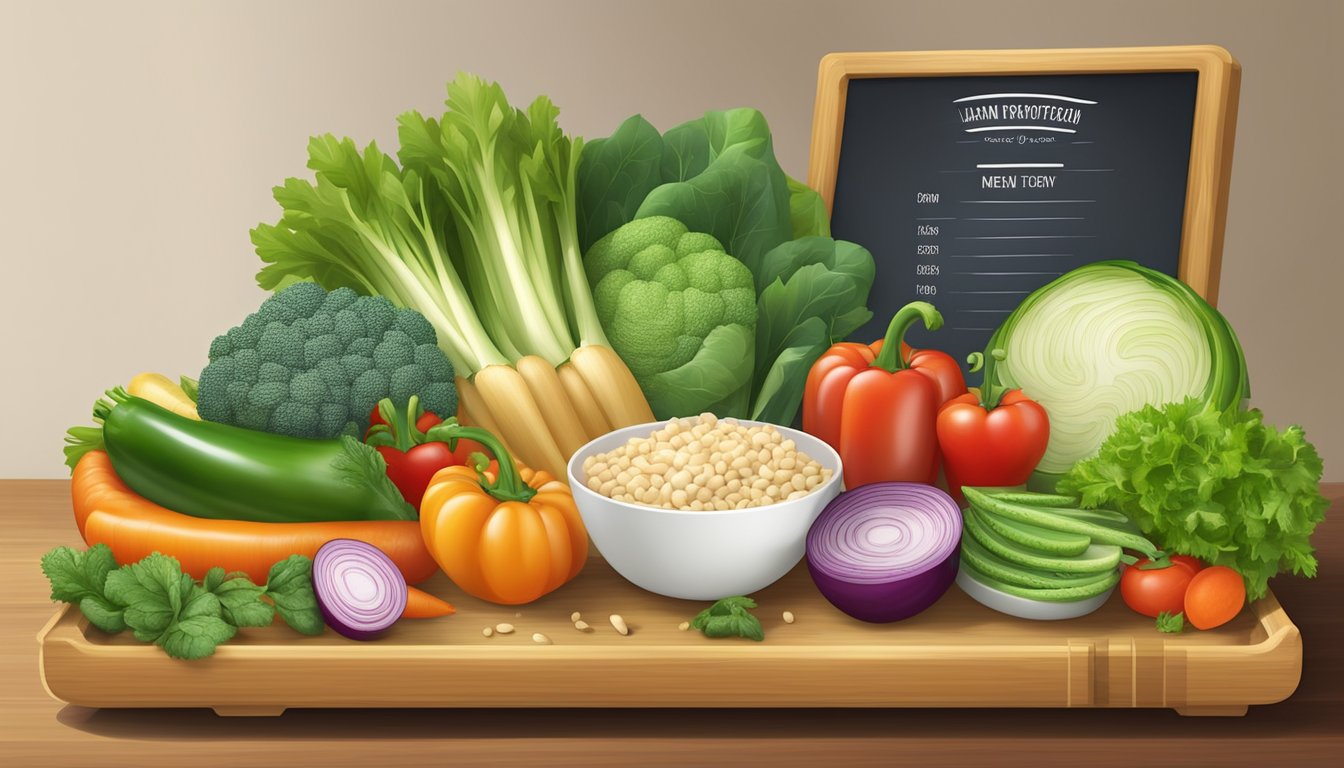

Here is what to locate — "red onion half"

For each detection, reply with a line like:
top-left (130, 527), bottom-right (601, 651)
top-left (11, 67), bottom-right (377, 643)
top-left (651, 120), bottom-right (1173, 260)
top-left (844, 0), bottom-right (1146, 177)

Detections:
top-left (805, 483), bottom-right (962, 623)
top-left (314, 539), bottom-right (409, 640)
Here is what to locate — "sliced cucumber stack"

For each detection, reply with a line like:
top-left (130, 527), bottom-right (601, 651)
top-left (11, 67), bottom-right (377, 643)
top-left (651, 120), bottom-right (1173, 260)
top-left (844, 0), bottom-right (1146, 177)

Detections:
top-left (956, 487), bottom-right (1159, 620)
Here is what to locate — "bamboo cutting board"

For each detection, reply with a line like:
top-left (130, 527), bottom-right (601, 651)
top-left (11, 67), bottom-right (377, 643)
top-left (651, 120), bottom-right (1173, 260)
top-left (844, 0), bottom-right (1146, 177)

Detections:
top-left (37, 557), bottom-right (1300, 717)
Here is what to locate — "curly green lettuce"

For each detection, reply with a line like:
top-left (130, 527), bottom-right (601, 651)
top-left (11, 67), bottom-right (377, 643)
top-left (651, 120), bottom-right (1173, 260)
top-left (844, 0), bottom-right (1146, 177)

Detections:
top-left (1058, 398), bottom-right (1328, 600)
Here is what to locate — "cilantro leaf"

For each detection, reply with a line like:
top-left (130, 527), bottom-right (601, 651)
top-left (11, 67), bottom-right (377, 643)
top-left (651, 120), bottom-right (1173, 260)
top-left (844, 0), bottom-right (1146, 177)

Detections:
top-left (159, 586), bottom-right (235, 659)
top-left (203, 567), bottom-right (226, 594)
top-left (690, 596), bottom-right (764, 641)
top-left (1059, 400), bottom-right (1328, 600)
top-left (79, 595), bottom-right (126, 634)
top-left (1156, 611), bottom-right (1185, 634)
top-left (265, 555), bottom-right (324, 635)
top-left (104, 553), bottom-right (188, 643)
top-left (41, 544), bottom-right (117, 604)
top-left (214, 577), bottom-right (275, 628)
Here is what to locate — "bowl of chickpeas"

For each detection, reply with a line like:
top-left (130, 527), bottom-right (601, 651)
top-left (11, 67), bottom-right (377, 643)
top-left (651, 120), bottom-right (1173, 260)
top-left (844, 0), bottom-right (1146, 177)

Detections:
top-left (568, 413), bottom-right (842, 600)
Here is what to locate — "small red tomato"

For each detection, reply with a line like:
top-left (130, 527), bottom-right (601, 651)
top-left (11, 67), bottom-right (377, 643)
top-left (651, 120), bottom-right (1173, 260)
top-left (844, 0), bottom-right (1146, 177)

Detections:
top-left (1120, 558), bottom-right (1197, 618)
top-left (1184, 565), bottom-right (1246, 630)
top-left (1169, 554), bottom-right (1204, 575)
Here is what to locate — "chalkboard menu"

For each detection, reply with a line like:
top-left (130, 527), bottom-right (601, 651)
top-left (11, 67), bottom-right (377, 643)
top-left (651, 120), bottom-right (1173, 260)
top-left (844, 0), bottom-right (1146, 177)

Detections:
top-left (808, 48), bottom-right (1240, 373)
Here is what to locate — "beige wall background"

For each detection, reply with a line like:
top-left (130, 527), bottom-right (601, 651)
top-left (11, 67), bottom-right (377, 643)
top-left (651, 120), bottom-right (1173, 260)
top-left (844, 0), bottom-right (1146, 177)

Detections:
top-left (2, 0), bottom-right (1340, 479)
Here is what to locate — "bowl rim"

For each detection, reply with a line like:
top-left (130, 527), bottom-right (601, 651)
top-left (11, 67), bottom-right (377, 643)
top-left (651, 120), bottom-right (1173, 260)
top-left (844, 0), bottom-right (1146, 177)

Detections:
top-left (566, 417), bottom-right (844, 518)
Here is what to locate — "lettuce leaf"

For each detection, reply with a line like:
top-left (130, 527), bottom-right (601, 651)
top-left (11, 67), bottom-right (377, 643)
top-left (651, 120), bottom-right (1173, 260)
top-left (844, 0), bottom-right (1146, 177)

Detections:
top-left (1058, 399), bottom-right (1328, 600)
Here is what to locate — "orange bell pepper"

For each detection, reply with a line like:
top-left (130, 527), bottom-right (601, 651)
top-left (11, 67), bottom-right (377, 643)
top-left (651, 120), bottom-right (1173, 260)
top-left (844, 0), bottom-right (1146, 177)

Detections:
top-left (419, 423), bottom-right (587, 605)
top-left (803, 301), bottom-right (966, 488)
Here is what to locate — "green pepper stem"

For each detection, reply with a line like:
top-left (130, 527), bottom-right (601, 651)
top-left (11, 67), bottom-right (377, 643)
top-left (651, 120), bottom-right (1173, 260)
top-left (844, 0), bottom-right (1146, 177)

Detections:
top-left (871, 301), bottom-right (944, 373)
top-left (424, 420), bottom-right (537, 504)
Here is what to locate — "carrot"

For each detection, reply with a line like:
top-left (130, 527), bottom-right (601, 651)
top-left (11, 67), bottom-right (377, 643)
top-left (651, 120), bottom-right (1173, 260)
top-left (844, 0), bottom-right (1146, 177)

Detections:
top-left (1184, 565), bottom-right (1247, 630)
top-left (402, 585), bottom-right (456, 619)
top-left (72, 451), bottom-right (439, 585)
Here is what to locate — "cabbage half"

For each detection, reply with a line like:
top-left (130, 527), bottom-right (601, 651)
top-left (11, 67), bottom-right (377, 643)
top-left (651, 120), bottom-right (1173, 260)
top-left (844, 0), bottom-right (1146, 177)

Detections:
top-left (987, 261), bottom-right (1248, 482)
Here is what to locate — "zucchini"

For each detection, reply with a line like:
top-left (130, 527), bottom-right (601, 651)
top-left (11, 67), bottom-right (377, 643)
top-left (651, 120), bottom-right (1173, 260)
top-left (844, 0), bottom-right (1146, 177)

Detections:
top-left (972, 488), bottom-right (1078, 508)
top-left (962, 487), bottom-right (1158, 557)
top-left (963, 508), bottom-right (1121, 574)
top-left (958, 534), bottom-right (1120, 591)
top-left (99, 391), bottom-right (414, 523)
top-left (959, 557), bottom-right (1120, 603)
top-left (969, 504), bottom-right (1092, 556)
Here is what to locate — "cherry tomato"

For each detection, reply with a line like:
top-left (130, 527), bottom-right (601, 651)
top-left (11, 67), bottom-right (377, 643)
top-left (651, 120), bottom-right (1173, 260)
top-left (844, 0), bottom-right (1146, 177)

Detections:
top-left (1169, 554), bottom-right (1204, 574)
top-left (1120, 558), bottom-right (1196, 618)
top-left (1184, 565), bottom-right (1246, 630)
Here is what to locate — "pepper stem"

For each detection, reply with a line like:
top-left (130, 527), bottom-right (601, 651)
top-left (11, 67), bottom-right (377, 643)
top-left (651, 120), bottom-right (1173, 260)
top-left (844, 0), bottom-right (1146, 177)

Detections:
top-left (974, 348), bottom-right (1013, 410)
top-left (870, 301), bottom-right (944, 373)
top-left (364, 396), bottom-right (425, 452)
top-left (424, 420), bottom-right (537, 504)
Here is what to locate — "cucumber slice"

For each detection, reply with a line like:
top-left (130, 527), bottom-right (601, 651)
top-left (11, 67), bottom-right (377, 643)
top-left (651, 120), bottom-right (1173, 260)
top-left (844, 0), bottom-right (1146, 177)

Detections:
top-left (962, 487), bottom-right (1159, 557)
top-left (969, 504), bottom-right (1091, 556)
top-left (959, 533), bottom-right (1120, 590)
top-left (964, 508), bottom-right (1121, 574)
top-left (959, 557), bottom-right (1120, 603)
top-left (973, 489), bottom-right (1079, 508)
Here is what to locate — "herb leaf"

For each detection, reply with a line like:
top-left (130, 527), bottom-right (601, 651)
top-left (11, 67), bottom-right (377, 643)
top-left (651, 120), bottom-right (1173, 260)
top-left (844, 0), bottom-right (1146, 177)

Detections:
top-left (159, 586), bottom-right (235, 659)
top-left (1156, 611), bottom-right (1186, 634)
top-left (41, 544), bottom-right (117, 604)
top-left (691, 596), bottom-right (764, 642)
top-left (266, 555), bottom-right (324, 635)
top-left (78, 595), bottom-right (126, 634)
top-left (104, 553), bottom-right (188, 643)
top-left (213, 577), bottom-right (274, 628)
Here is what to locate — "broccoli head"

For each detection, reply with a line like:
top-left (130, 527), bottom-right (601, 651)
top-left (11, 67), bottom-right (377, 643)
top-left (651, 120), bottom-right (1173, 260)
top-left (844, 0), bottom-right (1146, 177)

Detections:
top-left (585, 216), bottom-right (757, 418)
top-left (197, 282), bottom-right (458, 438)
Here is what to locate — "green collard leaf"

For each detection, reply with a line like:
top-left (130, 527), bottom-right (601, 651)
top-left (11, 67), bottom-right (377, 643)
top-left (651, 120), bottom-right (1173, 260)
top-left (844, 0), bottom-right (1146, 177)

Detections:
top-left (787, 176), bottom-right (830, 239)
top-left (749, 238), bottom-right (875, 422)
top-left (41, 544), bottom-right (117, 604)
top-left (576, 115), bottom-right (667, 252)
top-left (660, 120), bottom-right (713, 183)
top-left (640, 323), bottom-right (755, 420)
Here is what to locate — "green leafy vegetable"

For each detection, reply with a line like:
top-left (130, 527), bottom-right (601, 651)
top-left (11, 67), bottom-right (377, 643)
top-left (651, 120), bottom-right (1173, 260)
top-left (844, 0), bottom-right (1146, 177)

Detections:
top-left (690, 596), bottom-right (765, 641)
top-left (1156, 611), bottom-right (1185, 633)
top-left (40, 545), bottom-right (328, 658)
top-left (1058, 399), bottom-right (1328, 600)
top-left (988, 261), bottom-right (1249, 483)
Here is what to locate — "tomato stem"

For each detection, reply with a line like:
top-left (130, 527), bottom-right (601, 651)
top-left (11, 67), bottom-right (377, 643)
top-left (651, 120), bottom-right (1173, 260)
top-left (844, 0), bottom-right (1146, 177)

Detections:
top-left (365, 396), bottom-right (426, 452)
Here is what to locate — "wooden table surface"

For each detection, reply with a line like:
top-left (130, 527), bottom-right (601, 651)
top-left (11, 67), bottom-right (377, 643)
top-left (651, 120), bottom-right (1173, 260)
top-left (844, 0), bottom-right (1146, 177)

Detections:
top-left (2, 480), bottom-right (1340, 767)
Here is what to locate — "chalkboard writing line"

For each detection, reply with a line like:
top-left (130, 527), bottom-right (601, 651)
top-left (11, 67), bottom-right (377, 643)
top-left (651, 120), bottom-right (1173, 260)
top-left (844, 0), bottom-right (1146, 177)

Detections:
top-left (964, 217), bottom-right (1084, 221)
top-left (955, 271), bottom-right (1066, 276)
top-left (964, 126), bottom-right (1077, 134)
top-left (915, 217), bottom-right (957, 221)
top-left (953, 93), bottom-right (1099, 105)
top-left (952, 327), bottom-right (1000, 331)
top-left (947, 290), bottom-right (1034, 295)
top-left (961, 200), bottom-right (1096, 204)
top-left (976, 163), bottom-right (1065, 169)
top-left (1063, 168), bottom-right (1116, 172)
top-left (948, 253), bottom-right (1072, 258)
top-left (1071, 141), bottom-right (1095, 144)
top-left (956, 235), bottom-right (1097, 240)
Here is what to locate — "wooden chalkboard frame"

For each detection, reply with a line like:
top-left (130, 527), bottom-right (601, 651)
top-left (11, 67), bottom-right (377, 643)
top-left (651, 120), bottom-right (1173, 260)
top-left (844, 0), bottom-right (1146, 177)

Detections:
top-left (807, 46), bottom-right (1241, 305)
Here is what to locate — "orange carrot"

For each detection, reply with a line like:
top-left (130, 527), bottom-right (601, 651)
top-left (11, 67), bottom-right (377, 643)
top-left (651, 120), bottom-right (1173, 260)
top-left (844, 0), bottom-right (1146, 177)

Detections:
top-left (73, 451), bottom-right (440, 585)
top-left (402, 585), bottom-right (456, 619)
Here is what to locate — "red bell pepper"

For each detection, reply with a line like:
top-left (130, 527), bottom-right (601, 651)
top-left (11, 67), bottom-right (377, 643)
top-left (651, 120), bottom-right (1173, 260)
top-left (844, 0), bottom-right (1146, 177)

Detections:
top-left (936, 349), bottom-right (1050, 506)
top-left (365, 396), bottom-right (489, 510)
top-left (803, 301), bottom-right (967, 488)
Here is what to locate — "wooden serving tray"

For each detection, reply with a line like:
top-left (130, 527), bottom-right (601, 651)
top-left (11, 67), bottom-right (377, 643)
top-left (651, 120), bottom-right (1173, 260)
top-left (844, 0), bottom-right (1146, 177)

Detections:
top-left (37, 557), bottom-right (1301, 717)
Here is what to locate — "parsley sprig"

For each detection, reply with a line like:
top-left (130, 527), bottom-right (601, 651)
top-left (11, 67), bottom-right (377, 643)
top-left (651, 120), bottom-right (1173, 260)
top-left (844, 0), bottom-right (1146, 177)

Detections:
top-left (690, 596), bottom-right (765, 641)
top-left (41, 545), bottom-right (324, 659)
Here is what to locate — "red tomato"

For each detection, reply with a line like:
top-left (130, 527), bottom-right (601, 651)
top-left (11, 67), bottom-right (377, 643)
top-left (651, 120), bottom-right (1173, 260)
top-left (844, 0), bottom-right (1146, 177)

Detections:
top-left (369, 405), bottom-right (442, 434)
top-left (1120, 558), bottom-right (1197, 618)
top-left (1169, 554), bottom-right (1204, 574)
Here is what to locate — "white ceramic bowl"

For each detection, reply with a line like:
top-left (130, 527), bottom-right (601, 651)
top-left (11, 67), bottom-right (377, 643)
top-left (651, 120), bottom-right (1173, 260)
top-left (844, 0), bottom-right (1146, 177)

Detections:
top-left (956, 568), bottom-right (1116, 620)
top-left (567, 419), bottom-right (843, 601)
